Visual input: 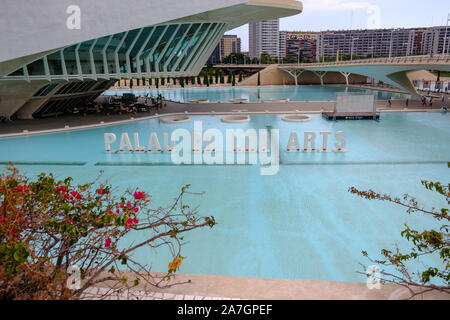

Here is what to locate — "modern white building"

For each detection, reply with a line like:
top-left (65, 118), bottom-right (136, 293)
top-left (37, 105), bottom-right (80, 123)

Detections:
top-left (0, 0), bottom-right (302, 119)
top-left (249, 19), bottom-right (280, 59)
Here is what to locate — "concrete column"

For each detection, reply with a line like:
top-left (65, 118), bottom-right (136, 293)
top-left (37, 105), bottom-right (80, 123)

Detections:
top-left (0, 80), bottom-right (48, 119)
top-left (312, 71), bottom-right (328, 86)
top-left (283, 69), bottom-right (304, 86)
top-left (15, 82), bottom-right (66, 119)
top-left (340, 72), bottom-right (351, 85)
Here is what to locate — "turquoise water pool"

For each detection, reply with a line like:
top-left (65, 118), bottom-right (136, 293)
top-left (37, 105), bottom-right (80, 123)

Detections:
top-left (103, 85), bottom-right (409, 103)
top-left (0, 113), bottom-right (448, 283)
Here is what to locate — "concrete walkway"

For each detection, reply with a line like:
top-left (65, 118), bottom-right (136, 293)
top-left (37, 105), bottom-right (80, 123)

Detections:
top-left (79, 272), bottom-right (450, 300)
top-left (0, 99), bottom-right (447, 136)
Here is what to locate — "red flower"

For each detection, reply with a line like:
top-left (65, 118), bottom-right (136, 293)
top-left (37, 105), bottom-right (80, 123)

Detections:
top-left (125, 217), bottom-right (139, 229)
top-left (134, 191), bottom-right (146, 201)
top-left (133, 207), bottom-right (139, 213)
top-left (97, 188), bottom-right (104, 195)
top-left (70, 190), bottom-right (83, 199)
top-left (0, 216), bottom-right (5, 224)
top-left (15, 185), bottom-right (30, 194)
top-left (57, 186), bottom-right (68, 192)
top-left (105, 237), bottom-right (112, 248)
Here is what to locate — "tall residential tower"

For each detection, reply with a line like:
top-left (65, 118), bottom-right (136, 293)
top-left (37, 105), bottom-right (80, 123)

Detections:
top-left (249, 19), bottom-right (280, 59)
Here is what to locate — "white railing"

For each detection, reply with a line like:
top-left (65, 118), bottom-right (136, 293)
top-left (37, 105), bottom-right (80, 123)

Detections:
top-left (280, 54), bottom-right (450, 68)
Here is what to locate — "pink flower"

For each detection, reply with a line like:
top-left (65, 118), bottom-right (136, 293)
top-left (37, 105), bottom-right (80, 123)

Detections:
top-left (134, 191), bottom-right (146, 201)
top-left (125, 217), bottom-right (139, 229)
top-left (105, 237), bottom-right (112, 248)
top-left (15, 185), bottom-right (30, 194)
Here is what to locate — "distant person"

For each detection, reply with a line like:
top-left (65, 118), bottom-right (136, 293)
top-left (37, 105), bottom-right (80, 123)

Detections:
top-left (388, 99), bottom-right (391, 107)
top-left (405, 99), bottom-right (409, 107)
top-left (429, 98), bottom-right (433, 107)
top-left (421, 96), bottom-right (426, 106)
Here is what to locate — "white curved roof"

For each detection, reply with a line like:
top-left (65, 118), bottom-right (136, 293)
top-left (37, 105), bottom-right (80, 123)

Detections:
top-left (0, 0), bottom-right (302, 63)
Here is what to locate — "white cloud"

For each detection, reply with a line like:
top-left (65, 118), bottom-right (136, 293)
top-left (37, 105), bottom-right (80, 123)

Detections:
top-left (303, 0), bottom-right (373, 11)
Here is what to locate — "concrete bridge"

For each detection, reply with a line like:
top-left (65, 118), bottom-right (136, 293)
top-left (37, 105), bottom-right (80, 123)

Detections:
top-left (278, 56), bottom-right (450, 96)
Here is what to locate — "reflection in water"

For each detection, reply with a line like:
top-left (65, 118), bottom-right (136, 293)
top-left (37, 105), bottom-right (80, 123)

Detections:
top-left (104, 86), bottom-right (409, 103)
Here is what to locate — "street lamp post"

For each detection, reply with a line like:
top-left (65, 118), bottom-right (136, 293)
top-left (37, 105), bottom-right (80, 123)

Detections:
top-left (389, 29), bottom-right (394, 58)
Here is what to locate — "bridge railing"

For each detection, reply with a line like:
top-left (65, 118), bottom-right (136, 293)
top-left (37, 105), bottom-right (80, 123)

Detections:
top-left (279, 55), bottom-right (450, 68)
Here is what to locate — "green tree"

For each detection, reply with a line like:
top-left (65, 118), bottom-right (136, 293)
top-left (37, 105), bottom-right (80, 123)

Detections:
top-left (215, 68), bottom-right (220, 84)
top-left (238, 73), bottom-right (243, 82)
top-left (283, 55), bottom-right (297, 64)
top-left (232, 73), bottom-right (236, 86)
top-left (222, 52), bottom-right (250, 65)
top-left (197, 75), bottom-right (201, 85)
top-left (260, 52), bottom-right (274, 64)
top-left (204, 72), bottom-right (209, 87)
top-left (220, 73), bottom-right (224, 84)
top-left (349, 164), bottom-right (450, 299)
top-left (227, 72), bottom-right (232, 84)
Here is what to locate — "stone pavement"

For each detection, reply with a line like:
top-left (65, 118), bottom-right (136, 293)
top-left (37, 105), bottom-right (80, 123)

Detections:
top-left (0, 98), bottom-right (446, 136)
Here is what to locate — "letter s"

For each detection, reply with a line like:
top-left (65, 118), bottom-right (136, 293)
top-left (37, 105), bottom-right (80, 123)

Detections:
top-left (335, 131), bottom-right (347, 150)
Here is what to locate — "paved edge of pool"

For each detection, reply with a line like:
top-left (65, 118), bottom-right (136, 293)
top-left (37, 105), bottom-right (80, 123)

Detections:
top-left (82, 272), bottom-right (449, 300)
top-left (0, 109), bottom-right (443, 140)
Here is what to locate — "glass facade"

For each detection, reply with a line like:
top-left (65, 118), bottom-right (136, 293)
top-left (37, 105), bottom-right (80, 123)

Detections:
top-left (4, 22), bottom-right (228, 81)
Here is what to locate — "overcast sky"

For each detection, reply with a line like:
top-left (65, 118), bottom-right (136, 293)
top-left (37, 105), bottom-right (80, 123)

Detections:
top-left (227, 0), bottom-right (450, 51)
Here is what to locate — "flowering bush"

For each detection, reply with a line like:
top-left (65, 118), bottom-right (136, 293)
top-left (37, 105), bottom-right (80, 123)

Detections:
top-left (349, 164), bottom-right (449, 299)
top-left (0, 165), bottom-right (216, 300)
